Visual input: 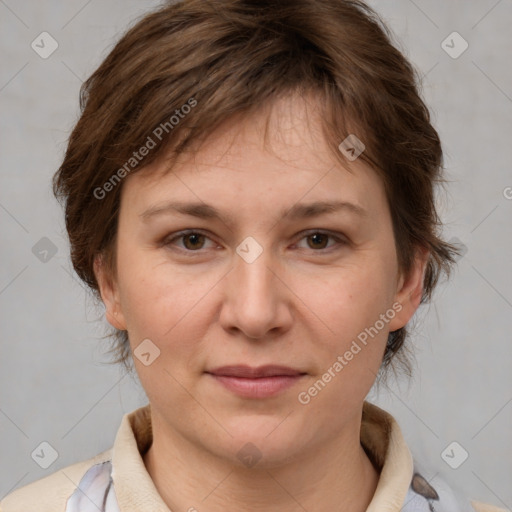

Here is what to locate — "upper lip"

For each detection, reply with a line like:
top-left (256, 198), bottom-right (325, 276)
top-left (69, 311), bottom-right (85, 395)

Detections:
top-left (207, 365), bottom-right (305, 378)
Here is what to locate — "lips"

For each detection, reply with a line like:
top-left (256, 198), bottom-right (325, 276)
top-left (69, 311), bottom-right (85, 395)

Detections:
top-left (205, 365), bottom-right (307, 398)
top-left (206, 365), bottom-right (305, 378)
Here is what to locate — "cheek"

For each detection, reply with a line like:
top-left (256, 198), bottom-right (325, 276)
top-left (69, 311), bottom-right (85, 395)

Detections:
top-left (116, 263), bottom-right (206, 401)
top-left (116, 251), bottom-right (217, 357)
top-left (115, 245), bottom-right (170, 339)
top-left (298, 260), bottom-right (396, 336)
top-left (292, 260), bottom-right (397, 391)
top-left (295, 265), bottom-right (394, 404)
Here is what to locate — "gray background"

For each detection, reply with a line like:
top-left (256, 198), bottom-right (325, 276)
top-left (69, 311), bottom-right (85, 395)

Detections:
top-left (1, 0), bottom-right (511, 508)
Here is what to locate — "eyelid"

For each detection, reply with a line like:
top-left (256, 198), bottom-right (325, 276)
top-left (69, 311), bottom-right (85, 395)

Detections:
top-left (292, 229), bottom-right (348, 251)
top-left (162, 228), bottom-right (348, 253)
top-left (161, 229), bottom-right (218, 252)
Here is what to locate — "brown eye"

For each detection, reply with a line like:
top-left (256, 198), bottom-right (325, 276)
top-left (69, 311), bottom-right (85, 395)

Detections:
top-left (296, 230), bottom-right (346, 252)
top-left (163, 230), bottom-right (215, 252)
top-left (182, 233), bottom-right (206, 250)
top-left (306, 232), bottom-right (330, 250)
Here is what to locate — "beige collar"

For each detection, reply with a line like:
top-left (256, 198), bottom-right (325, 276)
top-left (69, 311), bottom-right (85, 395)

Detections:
top-left (111, 401), bottom-right (413, 511)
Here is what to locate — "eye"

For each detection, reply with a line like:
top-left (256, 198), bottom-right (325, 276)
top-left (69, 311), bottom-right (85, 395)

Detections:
top-left (162, 229), bottom-right (347, 254)
top-left (163, 230), bottom-right (216, 252)
top-left (294, 230), bottom-right (347, 251)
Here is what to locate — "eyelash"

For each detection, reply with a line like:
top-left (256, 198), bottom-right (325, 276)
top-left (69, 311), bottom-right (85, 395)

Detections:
top-left (161, 229), bottom-right (348, 255)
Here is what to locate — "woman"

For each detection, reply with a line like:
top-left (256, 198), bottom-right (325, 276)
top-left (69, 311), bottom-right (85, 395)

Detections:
top-left (1, 1), bottom-right (507, 511)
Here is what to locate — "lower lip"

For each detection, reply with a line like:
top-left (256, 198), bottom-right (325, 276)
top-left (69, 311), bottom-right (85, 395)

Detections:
top-left (208, 374), bottom-right (305, 398)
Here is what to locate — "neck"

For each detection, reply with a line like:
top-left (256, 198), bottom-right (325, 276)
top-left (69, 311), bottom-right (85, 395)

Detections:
top-left (143, 410), bottom-right (380, 512)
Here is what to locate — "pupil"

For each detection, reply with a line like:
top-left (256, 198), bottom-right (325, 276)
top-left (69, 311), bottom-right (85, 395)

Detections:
top-left (310, 233), bottom-right (326, 249)
top-left (186, 234), bottom-right (203, 249)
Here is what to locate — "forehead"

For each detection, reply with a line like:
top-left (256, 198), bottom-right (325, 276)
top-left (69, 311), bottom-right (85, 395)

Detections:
top-left (140, 93), bottom-right (336, 176)
top-left (120, 93), bottom-right (386, 221)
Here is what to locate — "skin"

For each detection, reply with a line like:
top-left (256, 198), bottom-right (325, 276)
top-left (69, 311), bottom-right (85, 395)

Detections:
top-left (95, 92), bottom-right (428, 512)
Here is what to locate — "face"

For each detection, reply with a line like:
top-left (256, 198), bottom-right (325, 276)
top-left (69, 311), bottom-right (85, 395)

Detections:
top-left (95, 93), bottom-right (426, 467)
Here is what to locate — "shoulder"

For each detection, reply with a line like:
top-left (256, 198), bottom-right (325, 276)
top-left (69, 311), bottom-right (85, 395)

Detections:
top-left (472, 501), bottom-right (510, 512)
top-left (0, 448), bottom-right (112, 512)
top-left (405, 468), bottom-right (510, 512)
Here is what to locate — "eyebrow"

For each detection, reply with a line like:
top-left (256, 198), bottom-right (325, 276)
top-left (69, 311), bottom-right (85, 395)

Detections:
top-left (139, 200), bottom-right (368, 225)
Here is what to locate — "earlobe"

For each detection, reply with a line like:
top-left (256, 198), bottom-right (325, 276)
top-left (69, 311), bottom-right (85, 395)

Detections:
top-left (388, 247), bottom-right (429, 332)
top-left (93, 254), bottom-right (127, 331)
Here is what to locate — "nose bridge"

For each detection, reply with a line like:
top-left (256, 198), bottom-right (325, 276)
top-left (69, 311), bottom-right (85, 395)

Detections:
top-left (221, 235), bottom-right (287, 338)
top-left (233, 235), bottom-right (277, 303)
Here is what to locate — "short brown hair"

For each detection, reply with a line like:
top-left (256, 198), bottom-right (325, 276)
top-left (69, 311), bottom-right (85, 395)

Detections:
top-left (53, 0), bottom-right (459, 377)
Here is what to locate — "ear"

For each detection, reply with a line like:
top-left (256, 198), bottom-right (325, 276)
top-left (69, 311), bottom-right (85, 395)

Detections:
top-left (93, 254), bottom-right (127, 331)
top-left (387, 246), bottom-right (430, 332)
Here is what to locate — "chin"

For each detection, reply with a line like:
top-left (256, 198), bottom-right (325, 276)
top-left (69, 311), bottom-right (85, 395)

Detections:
top-left (228, 439), bottom-right (302, 471)
top-left (214, 419), bottom-right (306, 467)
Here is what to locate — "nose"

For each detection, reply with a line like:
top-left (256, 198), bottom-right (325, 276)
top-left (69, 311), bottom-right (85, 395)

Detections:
top-left (218, 242), bottom-right (293, 341)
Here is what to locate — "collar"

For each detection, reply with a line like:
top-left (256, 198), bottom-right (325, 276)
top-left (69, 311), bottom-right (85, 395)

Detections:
top-left (110, 400), bottom-right (414, 511)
